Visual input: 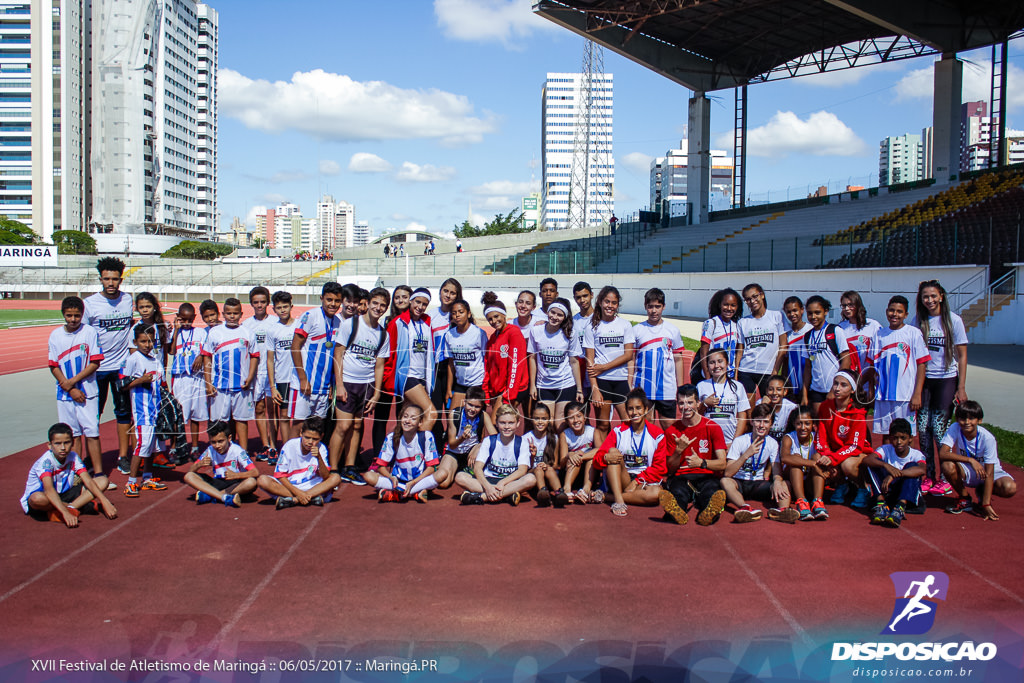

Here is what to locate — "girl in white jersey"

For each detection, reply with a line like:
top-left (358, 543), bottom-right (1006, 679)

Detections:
top-left (801, 295), bottom-right (851, 412)
top-left (583, 285), bottom-right (635, 442)
top-left (364, 403), bottom-right (444, 503)
top-left (511, 290), bottom-right (546, 334)
top-left (430, 278), bottom-right (461, 445)
top-left (442, 299), bottom-right (488, 415)
top-left (779, 405), bottom-right (832, 521)
top-left (525, 403), bottom-right (562, 507)
top-left (735, 283), bottom-right (787, 404)
top-left (529, 296), bottom-right (584, 429)
top-left (697, 348), bottom-right (751, 444)
top-left (129, 292), bottom-right (170, 365)
top-left (697, 288), bottom-right (743, 382)
top-left (838, 290), bottom-right (881, 375)
top-left (913, 280), bottom-right (968, 495)
top-left (436, 387), bottom-right (495, 489)
top-left (560, 401), bottom-right (598, 505)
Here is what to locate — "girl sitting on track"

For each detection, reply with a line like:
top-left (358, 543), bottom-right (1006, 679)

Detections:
top-left (801, 295), bottom-right (851, 413)
top-left (456, 404), bottom-right (536, 506)
top-left (364, 403), bottom-right (443, 503)
top-left (481, 292), bottom-right (529, 420)
top-left (697, 288), bottom-right (743, 382)
top-left (757, 374), bottom-right (798, 442)
top-left (442, 298), bottom-right (489, 416)
top-left (511, 289), bottom-right (544, 333)
top-left (528, 296), bottom-right (584, 429)
top-left (583, 285), bottom-right (635, 443)
top-left (524, 403), bottom-right (562, 507)
top-left (560, 400), bottom-right (598, 505)
top-left (816, 370), bottom-right (875, 509)
top-left (436, 387), bottom-right (494, 489)
top-left (697, 348), bottom-right (750, 445)
top-left (780, 405), bottom-right (831, 521)
top-left (838, 290), bottom-right (881, 375)
top-left (593, 388), bottom-right (668, 517)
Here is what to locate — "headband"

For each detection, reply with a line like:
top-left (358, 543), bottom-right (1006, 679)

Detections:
top-left (547, 302), bottom-right (569, 316)
top-left (410, 289), bottom-right (431, 302)
top-left (484, 306), bottom-right (506, 317)
top-left (834, 371), bottom-right (856, 388)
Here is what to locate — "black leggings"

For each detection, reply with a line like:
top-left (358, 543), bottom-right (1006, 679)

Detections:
top-left (917, 376), bottom-right (958, 479)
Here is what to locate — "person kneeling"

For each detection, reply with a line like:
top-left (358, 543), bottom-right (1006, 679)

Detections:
top-left (721, 404), bottom-right (798, 523)
top-left (455, 404), bottom-right (536, 506)
top-left (257, 416), bottom-right (342, 509)
top-left (184, 420), bottom-right (259, 508)
top-left (365, 403), bottom-right (443, 502)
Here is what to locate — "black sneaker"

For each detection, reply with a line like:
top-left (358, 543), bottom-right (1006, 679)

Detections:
top-left (460, 491), bottom-right (484, 506)
top-left (347, 467), bottom-right (366, 486)
top-left (117, 456), bottom-right (132, 475)
top-left (266, 447), bottom-right (278, 466)
top-left (275, 496), bottom-right (296, 510)
top-left (553, 490), bottom-right (569, 508)
top-left (254, 448), bottom-right (268, 463)
top-left (309, 495), bottom-right (324, 507)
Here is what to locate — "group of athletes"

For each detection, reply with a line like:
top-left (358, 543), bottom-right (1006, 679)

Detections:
top-left (21, 257), bottom-right (1017, 528)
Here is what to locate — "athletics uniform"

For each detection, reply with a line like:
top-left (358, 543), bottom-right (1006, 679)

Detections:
top-left (84, 291), bottom-right (134, 424)
top-left (374, 432), bottom-right (440, 488)
top-left (737, 311), bottom-right (786, 396)
top-left (528, 325), bottom-right (582, 403)
top-left (593, 422), bottom-right (668, 484)
top-left (633, 321), bottom-right (684, 418)
top-left (783, 430), bottom-right (816, 470)
top-left (726, 433), bottom-right (781, 502)
top-left (485, 324), bottom-right (528, 404)
top-left (289, 307), bottom-right (340, 419)
top-left (385, 311), bottom-right (433, 399)
top-left (803, 324), bottom-right (848, 402)
top-left (267, 319), bottom-right (299, 401)
top-left (700, 316), bottom-right (739, 375)
top-left (872, 325), bottom-right (930, 434)
top-left (941, 424), bottom-right (1014, 487)
top-left (445, 405), bottom-right (485, 470)
top-left (122, 350), bottom-right (165, 461)
top-left (274, 437), bottom-right (330, 494)
top-left (20, 450), bottom-right (88, 514)
top-left (911, 313), bottom-right (968, 476)
top-left (564, 424), bottom-right (596, 456)
top-left (476, 435), bottom-right (531, 483)
top-left (441, 325), bottom-right (489, 394)
top-left (169, 326), bottom-right (209, 422)
top-left (242, 315), bottom-right (275, 401)
top-left (757, 397), bottom-right (798, 441)
top-left (696, 378), bottom-right (750, 444)
top-left (784, 320), bottom-right (811, 396)
top-left (336, 315), bottom-right (390, 415)
top-left (197, 442), bottom-right (256, 491)
top-left (865, 444), bottom-right (925, 504)
top-left (522, 431), bottom-right (551, 468)
top-left (48, 324), bottom-right (104, 438)
top-left (573, 311), bottom-right (593, 396)
top-left (583, 317), bottom-right (635, 405)
top-left (202, 324), bottom-right (258, 422)
top-left (839, 318), bottom-right (882, 374)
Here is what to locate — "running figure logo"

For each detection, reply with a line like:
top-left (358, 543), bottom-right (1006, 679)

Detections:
top-left (883, 572), bottom-right (949, 635)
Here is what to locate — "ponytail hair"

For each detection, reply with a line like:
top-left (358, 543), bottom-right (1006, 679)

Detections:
top-left (591, 285), bottom-right (621, 328)
top-left (391, 402), bottom-right (424, 455)
top-left (549, 297), bottom-right (574, 340)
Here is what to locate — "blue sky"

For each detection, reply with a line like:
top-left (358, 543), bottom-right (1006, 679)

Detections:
top-left (214, 0), bottom-right (1024, 236)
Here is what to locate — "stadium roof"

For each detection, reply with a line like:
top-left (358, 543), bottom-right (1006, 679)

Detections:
top-left (534, 0), bottom-right (1024, 92)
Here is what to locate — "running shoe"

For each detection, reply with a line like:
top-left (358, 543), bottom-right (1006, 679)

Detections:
top-left (884, 504), bottom-right (905, 528)
top-left (851, 487), bottom-right (872, 509)
top-left (152, 453), bottom-right (174, 469)
top-left (507, 491), bottom-right (522, 506)
top-left (117, 456), bottom-right (132, 476)
top-left (378, 489), bottom-right (400, 503)
top-left (920, 476), bottom-right (936, 495)
top-left (460, 491), bottom-right (484, 506)
top-left (536, 488), bottom-right (552, 507)
top-left (696, 490), bottom-right (727, 526)
top-left (222, 494), bottom-right (239, 508)
top-left (870, 503), bottom-right (889, 525)
top-left (829, 482), bottom-right (849, 504)
top-left (195, 491), bottom-right (215, 505)
top-left (48, 507), bottom-right (79, 524)
top-left (412, 490), bottom-right (428, 503)
top-left (767, 507), bottom-right (801, 524)
top-left (253, 448), bottom-right (268, 462)
top-left (905, 497), bottom-right (927, 515)
top-left (340, 466), bottom-right (367, 486)
top-left (309, 495), bottom-right (324, 507)
top-left (945, 497), bottom-right (973, 515)
top-left (932, 478), bottom-right (953, 496)
top-left (275, 496), bottom-right (296, 510)
top-left (123, 481), bottom-right (140, 498)
top-left (810, 498), bottom-right (829, 520)
top-left (658, 490), bottom-right (688, 525)
top-left (793, 498), bottom-right (812, 521)
top-left (140, 478), bottom-right (168, 491)
top-left (733, 505), bottom-right (762, 523)
top-left (266, 448), bottom-right (278, 466)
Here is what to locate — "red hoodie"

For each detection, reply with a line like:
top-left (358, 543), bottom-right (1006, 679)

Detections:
top-left (815, 398), bottom-right (873, 464)
top-left (484, 324), bottom-right (528, 401)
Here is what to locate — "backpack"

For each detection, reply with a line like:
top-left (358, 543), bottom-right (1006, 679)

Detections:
top-left (479, 435), bottom-right (523, 476)
top-left (345, 315), bottom-right (387, 355)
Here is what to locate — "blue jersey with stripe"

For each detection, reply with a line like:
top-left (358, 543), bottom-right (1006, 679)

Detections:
top-left (170, 327), bottom-right (204, 377)
top-left (290, 307), bottom-right (340, 395)
top-left (48, 324), bottom-right (104, 400)
top-left (633, 321), bottom-right (683, 401)
top-left (202, 324), bottom-right (257, 391)
top-left (122, 351), bottom-right (163, 425)
top-left (785, 322), bottom-right (810, 391)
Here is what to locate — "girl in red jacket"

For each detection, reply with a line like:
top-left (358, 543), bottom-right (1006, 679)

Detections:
top-left (816, 369), bottom-right (874, 508)
top-left (481, 292), bottom-right (529, 421)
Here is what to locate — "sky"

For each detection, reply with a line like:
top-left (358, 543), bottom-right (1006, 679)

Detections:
top-left (213, 0), bottom-right (1024, 237)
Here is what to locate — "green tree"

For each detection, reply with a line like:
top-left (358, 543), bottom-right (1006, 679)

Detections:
top-left (161, 240), bottom-right (234, 260)
top-left (251, 237), bottom-right (266, 249)
top-left (0, 217), bottom-right (37, 245)
top-left (51, 230), bottom-right (98, 255)
top-left (453, 208), bottom-right (533, 238)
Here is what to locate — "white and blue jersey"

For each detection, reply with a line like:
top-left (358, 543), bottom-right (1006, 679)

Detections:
top-left (633, 321), bottom-right (684, 401)
top-left (701, 316), bottom-right (739, 370)
top-left (122, 350), bottom-right (163, 426)
top-left (290, 307), bottom-right (340, 395)
top-left (202, 324), bottom-right (257, 392)
top-left (873, 326), bottom-right (930, 402)
top-left (430, 306), bottom-right (451, 364)
top-left (170, 327), bottom-right (205, 377)
top-left (274, 437), bottom-right (328, 491)
top-left (20, 450), bottom-right (87, 513)
top-left (48, 324), bottom-right (104, 401)
top-left (374, 432), bottom-right (440, 483)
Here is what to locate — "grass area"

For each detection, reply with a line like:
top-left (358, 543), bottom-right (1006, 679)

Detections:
top-left (0, 309), bottom-right (63, 329)
top-left (986, 424), bottom-right (1024, 468)
top-left (679, 336), bottom-right (701, 352)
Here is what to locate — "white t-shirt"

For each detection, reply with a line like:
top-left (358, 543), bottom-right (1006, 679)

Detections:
top-left (784, 320), bottom-right (811, 391)
top-left (701, 316), bottom-right (739, 370)
top-left (338, 315), bottom-right (390, 384)
top-left (783, 430), bottom-right (816, 462)
top-left (873, 325), bottom-right (930, 402)
top-left (910, 314), bottom-right (968, 379)
top-left (941, 423), bottom-right (1000, 467)
top-left (874, 444), bottom-right (926, 470)
top-left (528, 325), bottom-right (582, 390)
top-left (267, 319), bottom-right (299, 384)
top-left (477, 435), bottom-right (532, 479)
top-left (738, 310), bottom-right (786, 375)
top-left (274, 438), bottom-right (328, 491)
top-left (727, 433), bottom-right (780, 481)
top-left (48, 324), bottom-right (103, 400)
top-left (406, 317), bottom-right (432, 380)
top-left (697, 378), bottom-right (750, 443)
top-left (430, 306), bottom-right (451, 363)
top-left (757, 397), bottom-right (798, 441)
top-left (242, 315), bottom-right (275, 378)
top-left (582, 317), bottom-right (635, 381)
top-left (522, 431), bottom-right (550, 468)
top-left (83, 291), bottom-right (135, 371)
top-left (573, 311), bottom-right (593, 388)
top-left (633, 321), bottom-right (684, 401)
top-left (510, 314), bottom-right (543, 335)
top-left (564, 425), bottom-right (596, 453)
top-left (840, 318), bottom-right (882, 374)
top-left (442, 325), bottom-right (489, 387)
top-left (804, 324), bottom-right (849, 393)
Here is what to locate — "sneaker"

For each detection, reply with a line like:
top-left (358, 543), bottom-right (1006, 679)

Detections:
top-left (507, 491), bottom-right (522, 506)
top-left (123, 481), bottom-right (140, 498)
top-left (536, 488), bottom-right (552, 507)
top-left (870, 503), bottom-right (889, 525)
top-left (378, 489), bottom-right (400, 503)
top-left (340, 466), bottom-right (367, 486)
top-left (932, 478), bottom-right (953, 496)
top-left (920, 476), bottom-right (936, 494)
top-left (412, 490), bottom-right (428, 503)
top-left (945, 497), bottom-right (973, 515)
top-left (106, 481), bottom-right (118, 491)
top-left (884, 504), bottom-right (905, 528)
top-left (905, 498), bottom-right (927, 515)
top-left (140, 478), bottom-right (168, 491)
top-left (190, 446), bottom-right (202, 461)
top-left (460, 491), bottom-right (484, 506)
top-left (767, 507), bottom-right (801, 524)
top-left (794, 498), bottom-right (812, 521)
top-left (275, 496), bottom-right (296, 510)
top-left (810, 498), bottom-right (829, 520)
top-left (553, 490), bottom-right (569, 508)
top-left (829, 482), bottom-right (849, 504)
top-left (195, 491), bottom-right (215, 505)
top-left (117, 456), bottom-right (132, 475)
top-left (851, 487), bottom-right (872, 509)
top-left (733, 506), bottom-right (762, 523)
top-left (266, 447), bottom-right (278, 466)
top-left (223, 494), bottom-right (239, 508)
top-left (309, 495), bottom-right (324, 507)
top-left (48, 507), bottom-right (80, 524)
top-left (696, 489), bottom-right (727, 526)
top-left (658, 490), bottom-right (688, 525)
top-left (152, 453), bottom-right (174, 469)
top-left (254, 448), bottom-right (268, 463)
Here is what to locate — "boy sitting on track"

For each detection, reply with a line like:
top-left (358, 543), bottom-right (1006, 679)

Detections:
top-left (183, 420), bottom-right (258, 507)
top-left (21, 423), bottom-right (117, 527)
top-left (720, 403), bottom-right (799, 523)
top-left (940, 401), bottom-right (1017, 520)
top-left (257, 416), bottom-right (342, 509)
top-left (860, 417), bottom-right (925, 528)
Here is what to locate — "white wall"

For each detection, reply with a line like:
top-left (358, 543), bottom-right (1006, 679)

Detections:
top-left (965, 264), bottom-right (1024, 345)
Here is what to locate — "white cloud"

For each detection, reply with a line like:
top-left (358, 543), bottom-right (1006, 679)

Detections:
top-left (245, 205), bottom-right (266, 227)
top-left (260, 193), bottom-right (288, 205)
top-left (480, 196), bottom-right (514, 210)
top-left (469, 179), bottom-right (539, 196)
top-left (348, 152), bottom-right (392, 173)
top-left (621, 151), bottom-right (654, 175)
top-left (744, 111), bottom-right (868, 157)
top-left (318, 159), bottom-right (341, 176)
top-left (396, 162), bottom-right (456, 183)
top-left (243, 169), bottom-right (309, 183)
top-left (895, 60), bottom-right (1024, 110)
top-left (219, 68), bottom-right (497, 145)
top-left (470, 213), bottom-right (487, 228)
top-left (404, 222), bottom-right (429, 234)
top-left (390, 212), bottom-right (411, 221)
top-left (434, 0), bottom-right (555, 46)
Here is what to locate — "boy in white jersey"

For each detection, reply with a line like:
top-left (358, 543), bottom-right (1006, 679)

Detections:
top-left (871, 296), bottom-right (930, 440)
top-left (242, 286), bottom-right (276, 462)
top-left (940, 401), bottom-right (1016, 520)
top-left (121, 327), bottom-right (169, 497)
top-left (21, 423), bottom-right (117, 526)
top-left (720, 404), bottom-right (798, 523)
top-left (48, 296), bottom-right (104, 473)
top-left (256, 416), bottom-right (342, 509)
top-left (289, 282), bottom-right (343, 437)
top-left (860, 418), bottom-right (925, 528)
top-left (266, 290), bottom-right (297, 464)
top-left (183, 420), bottom-right (258, 507)
top-left (168, 302), bottom-right (208, 457)
top-left (632, 288), bottom-right (685, 430)
top-left (202, 298), bottom-right (258, 450)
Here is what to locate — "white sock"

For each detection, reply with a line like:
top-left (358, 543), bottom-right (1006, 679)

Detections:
top-left (408, 476), bottom-right (439, 495)
top-left (375, 478), bottom-right (394, 491)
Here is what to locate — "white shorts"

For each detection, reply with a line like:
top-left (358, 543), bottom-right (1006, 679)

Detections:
top-left (172, 375), bottom-right (209, 422)
top-left (287, 389), bottom-right (330, 420)
top-left (957, 462), bottom-right (1013, 488)
top-left (209, 388), bottom-right (255, 422)
top-left (57, 397), bottom-right (99, 438)
top-left (252, 375), bottom-right (271, 401)
top-left (132, 424), bottom-right (163, 460)
top-left (873, 400), bottom-right (917, 435)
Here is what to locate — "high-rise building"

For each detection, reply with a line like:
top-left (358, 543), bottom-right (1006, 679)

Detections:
top-left (352, 220), bottom-right (370, 247)
top-left (1, 2), bottom-right (35, 232)
top-left (879, 133), bottom-right (924, 186)
top-left (315, 194), bottom-right (357, 249)
top-left (650, 141), bottom-right (733, 215)
top-left (195, 3), bottom-right (217, 236)
top-left (540, 72), bottom-right (614, 229)
top-left (961, 101), bottom-right (991, 172)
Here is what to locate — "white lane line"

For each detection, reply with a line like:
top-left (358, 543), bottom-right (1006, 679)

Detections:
top-left (899, 526), bottom-right (1024, 605)
top-left (206, 505), bottom-right (328, 655)
top-left (715, 529), bottom-right (813, 646)
top-left (0, 486), bottom-right (182, 604)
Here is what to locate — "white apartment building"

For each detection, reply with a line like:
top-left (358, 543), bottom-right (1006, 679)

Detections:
top-left (195, 2), bottom-right (217, 236)
top-left (316, 194), bottom-right (356, 249)
top-left (650, 142), bottom-right (733, 215)
top-left (0, 3), bottom-right (34, 232)
top-left (540, 72), bottom-right (614, 229)
top-left (352, 220), bottom-right (370, 247)
top-left (879, 133), bottom-right (925, 186)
